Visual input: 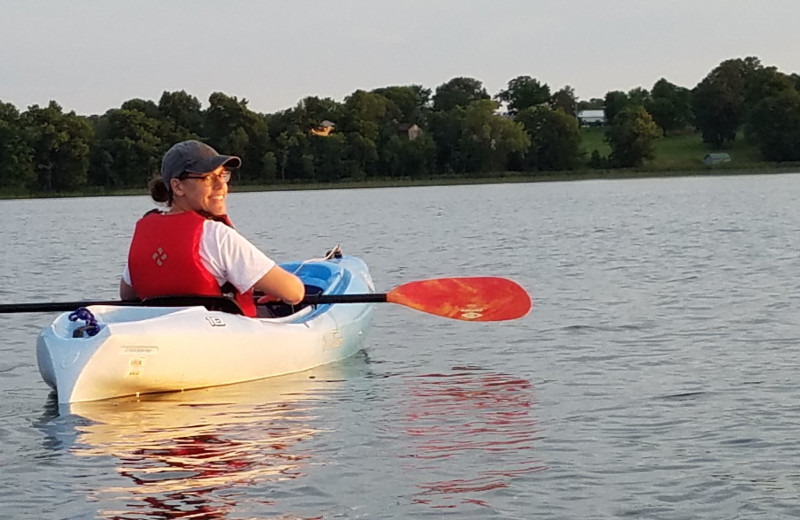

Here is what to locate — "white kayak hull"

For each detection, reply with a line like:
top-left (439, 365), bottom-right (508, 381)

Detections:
top-left (37, 255), bottom-right (375, 403)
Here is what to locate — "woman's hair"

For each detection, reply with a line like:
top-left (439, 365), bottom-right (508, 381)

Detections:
top-left (148, 176), bottom-right (173, 206)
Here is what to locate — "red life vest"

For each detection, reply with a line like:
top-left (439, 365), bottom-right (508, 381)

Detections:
top-left (128, 211), bottom-right (257, 316)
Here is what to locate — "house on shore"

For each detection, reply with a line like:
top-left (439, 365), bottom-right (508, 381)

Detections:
top-left (310, 120), bottom-right (335, 137)
top-left (398, 123), bottom-right (423, 141)
top-left (577, 109), bottom-right (606, 127)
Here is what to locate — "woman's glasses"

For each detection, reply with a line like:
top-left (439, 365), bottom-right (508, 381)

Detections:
top-left (180, 169), bottom-right (232, 185)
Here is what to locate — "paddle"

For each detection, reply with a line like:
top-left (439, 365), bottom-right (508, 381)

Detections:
top-left (0, 277), bottom-right (531, 321)
top-left (307, 277), bottom-right (531, 321)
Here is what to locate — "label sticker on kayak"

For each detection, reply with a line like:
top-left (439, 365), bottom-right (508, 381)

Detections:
top-left (323, 329), bottom-right (343, 351)
top-left (206, 316), bottom-right (227, 327)
top-left (127, 357), bottom-right (145, 377)
top-left (459, 305), bottom-right (485, 320)
top-left (122, 346), bottom-right (158, 355)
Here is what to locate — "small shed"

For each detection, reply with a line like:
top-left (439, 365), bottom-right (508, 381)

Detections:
top-left (703, 153), bottom-right (731, 165)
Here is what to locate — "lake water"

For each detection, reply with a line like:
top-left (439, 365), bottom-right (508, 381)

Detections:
top-left (2, 174), bottom-right (800, 519)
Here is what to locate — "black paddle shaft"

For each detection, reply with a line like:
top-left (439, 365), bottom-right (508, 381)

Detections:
top-left (0, 293), bottom-right (388, 314)
top-left (305, 293), bottom-right (388, 304)
top-left (0, 301), bottom-right (141, 313)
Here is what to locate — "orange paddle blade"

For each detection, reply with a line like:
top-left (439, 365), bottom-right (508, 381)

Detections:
top-left (386, 277), bottom-right (532, 321)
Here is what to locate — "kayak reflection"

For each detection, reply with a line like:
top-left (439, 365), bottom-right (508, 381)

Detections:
top-left (58, 358), bottom-right (365, 519)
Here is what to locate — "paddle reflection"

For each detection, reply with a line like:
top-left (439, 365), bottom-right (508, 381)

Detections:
top-left (60, 366), bottom-right (350, 520)
top-left (401, 367), bottom-right (545, 511)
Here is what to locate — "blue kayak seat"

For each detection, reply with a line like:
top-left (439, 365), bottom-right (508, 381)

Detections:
top-left (141, 295), bottom-right (244, 315)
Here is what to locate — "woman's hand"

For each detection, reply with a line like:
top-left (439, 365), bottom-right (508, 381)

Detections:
top-left (256, 293), bottom-right (281, 304)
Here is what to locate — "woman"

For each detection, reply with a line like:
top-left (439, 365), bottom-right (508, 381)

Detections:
top-left (120, 140), bottom-right (304, 316)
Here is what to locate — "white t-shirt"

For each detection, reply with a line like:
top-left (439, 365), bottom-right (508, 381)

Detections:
top-left (123, 220), bottom-right (276, 293)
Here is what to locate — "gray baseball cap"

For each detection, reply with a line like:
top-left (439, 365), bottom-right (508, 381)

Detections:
top-left (161, 140), bottom-right (241, 186)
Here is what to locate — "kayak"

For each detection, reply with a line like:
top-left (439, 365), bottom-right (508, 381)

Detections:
top-left (37, 254), bottom-right (376, 404)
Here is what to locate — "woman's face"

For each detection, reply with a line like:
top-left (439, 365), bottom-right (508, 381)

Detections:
top-left (170, 165), bottom-right (230, 216)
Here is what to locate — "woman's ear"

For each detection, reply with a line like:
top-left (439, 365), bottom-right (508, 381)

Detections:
top-left (170, 178), bottom-right (184, 196)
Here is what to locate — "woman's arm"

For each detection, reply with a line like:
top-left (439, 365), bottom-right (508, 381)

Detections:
top-left (119, 278), bottom-right (139, 301)
top-left (252, 265), bottom-right (305, 305)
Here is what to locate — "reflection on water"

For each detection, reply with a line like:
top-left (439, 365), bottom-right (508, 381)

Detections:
top-left (37, 360), bottom-right (364, 520)
top-left (400, 367), bottom-right (544, 511)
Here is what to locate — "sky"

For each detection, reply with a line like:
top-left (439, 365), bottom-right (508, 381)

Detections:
top-left (2, 1), bottom-right (799, 116)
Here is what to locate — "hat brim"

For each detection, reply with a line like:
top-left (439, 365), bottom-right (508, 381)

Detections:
top-left (186, 155), bottom-right (241, 174)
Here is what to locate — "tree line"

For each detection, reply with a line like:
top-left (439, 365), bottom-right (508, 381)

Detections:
top-left (1, 56), bottom-right (798, 194)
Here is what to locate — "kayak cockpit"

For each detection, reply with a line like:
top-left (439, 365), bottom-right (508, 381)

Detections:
top-left (109, 260), bottom-right (348, 319)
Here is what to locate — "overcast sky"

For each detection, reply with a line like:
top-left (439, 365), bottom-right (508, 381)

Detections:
top-left (2, 1), bottom-right (798, 116)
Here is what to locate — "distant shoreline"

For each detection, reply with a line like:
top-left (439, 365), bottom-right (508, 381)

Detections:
top-left (2, 165), bottom-right (799, 200)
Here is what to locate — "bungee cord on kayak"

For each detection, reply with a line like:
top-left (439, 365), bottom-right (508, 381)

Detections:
top-left (68, 307), bottom-right (100, 337)
top-left (292, 245), bottom-right (343, 275)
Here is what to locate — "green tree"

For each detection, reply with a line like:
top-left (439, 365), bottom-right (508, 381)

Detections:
top-left (340, 90), bottom-right (393, 143)
top-left (432, 77), bottom-right (490, 112)
top-left (309, 132), bottom-right (347, 182)
top-left (692, 57), bottom-right (762, 148)
top-left (550, 86), bottom-right (578, 117)
top-left (746, 88), bottom-right (800, 161)
top-left (268, 110), bottom-right (309, 182)
top-left (205, 92), bottom-right (248, 153)
top-left (515, 106), bottom-right (581, 171)
top-left (606, 105), bottom-right (660, 167)
top-left (372, 85), bottom-right (431, 124)
top-left (603, 90), bottom-right (631, 123)
top-left (428, 107), bottom-right (467, 173)
top-left (343, 131), bottom-right (378, 179)
top-left (577, 98), bottom-right (605, 111)
top-left (461, 99), bottom-right (530, 173)
top-left (158, 90), bottom-right (204, 142)
top-left (0, 102), bottom-right (35, 190)
top-left (260, 151), bottom-right (278, 182)
top-left (496, 76), bottom-right (551, 114)
top-left (282, 138), bottom-right (313, 182)
top-left (121, 98), bottom-right (160, 119)
top-left (205, 92), bottom-right (271, 182)
top-left (298, 96), bottom-right (344, 129)
top-left (744, 65), bottom-right (795, 109)
top-left (21, 101), bottom-right (93, 192)
top-left (89, 108), bottom-right (162, 188)
top-left (645, 78), bottom-right (692, 135)
top-left (287, 152), bottom-right (315, 181)
top-left (379, 131), bottom-right (436, 178)
top-left (267, 101), bottom-right (321, 181)
top-left (790, 73), bottom-right (800, 92)
top-left (627, 87), bottom-right (651, 107)
top-left (339, 90), bottom-right (402, 178)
